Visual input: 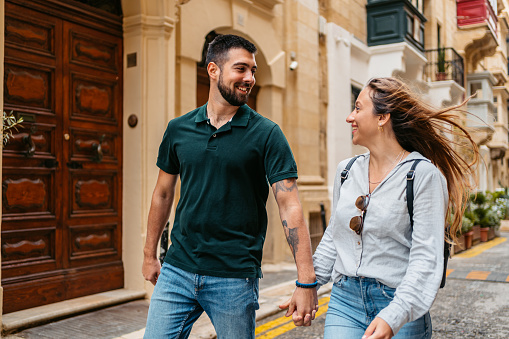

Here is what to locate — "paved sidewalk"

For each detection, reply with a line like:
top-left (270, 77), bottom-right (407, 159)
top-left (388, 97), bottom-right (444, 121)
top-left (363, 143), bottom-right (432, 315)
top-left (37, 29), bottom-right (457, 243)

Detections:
top-left (6, 263), bottom-right (331, 339)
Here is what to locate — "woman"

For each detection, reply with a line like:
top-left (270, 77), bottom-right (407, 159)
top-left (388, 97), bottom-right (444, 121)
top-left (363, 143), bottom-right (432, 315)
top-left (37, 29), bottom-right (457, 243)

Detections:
top-left (313, 77), bottom-right (479, 338)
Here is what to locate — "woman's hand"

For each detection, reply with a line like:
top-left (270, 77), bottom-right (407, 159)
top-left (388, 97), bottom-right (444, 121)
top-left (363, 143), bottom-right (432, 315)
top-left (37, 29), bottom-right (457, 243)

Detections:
top-left (362, 317), bottom-right (394, 339)
top-left (278, 291), bottom-right (318, 326)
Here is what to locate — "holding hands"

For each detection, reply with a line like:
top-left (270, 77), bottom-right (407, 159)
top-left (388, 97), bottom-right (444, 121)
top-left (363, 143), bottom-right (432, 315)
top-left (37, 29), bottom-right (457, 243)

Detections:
top-left (279, 285), bottom-right (318, 326)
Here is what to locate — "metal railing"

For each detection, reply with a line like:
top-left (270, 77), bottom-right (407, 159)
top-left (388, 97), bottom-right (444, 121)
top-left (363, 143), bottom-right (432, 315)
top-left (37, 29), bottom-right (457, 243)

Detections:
top-left (424, 47), bottom-right (465, 87)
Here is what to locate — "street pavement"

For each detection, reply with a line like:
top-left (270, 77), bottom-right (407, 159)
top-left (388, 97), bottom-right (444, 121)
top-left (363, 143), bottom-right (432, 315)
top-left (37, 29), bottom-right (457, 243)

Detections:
top-left (5, 233), bottom-right (509, 339)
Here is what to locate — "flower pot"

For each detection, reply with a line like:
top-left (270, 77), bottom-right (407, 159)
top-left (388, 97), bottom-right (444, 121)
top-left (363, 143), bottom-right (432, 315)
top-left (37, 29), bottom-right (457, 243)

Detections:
top-left (464, 231), bottom-right (473, 249)
top-left (480, 227), bottom-right (489, 242)
top-left (472, 225), bottom-right (481, 245)
top-left (455, 234), bottom-right (465, 254)
top-left (436, 72), bottom-right (447, 81)
top-left (488, 227), bottom-right (496, 240)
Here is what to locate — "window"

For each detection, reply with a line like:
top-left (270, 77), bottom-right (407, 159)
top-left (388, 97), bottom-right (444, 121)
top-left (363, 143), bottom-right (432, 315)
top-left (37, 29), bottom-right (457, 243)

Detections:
top-left (437, 23), bottom-right (441, 48)
top-left (493, 96), bottom-right (498, 122)
top-left (351, 86), bottom-right (362, 140)
top-left (470, 82), bottom-right (483, 99)
top-left (407, 14), bottom-right (414, 38)
top-left (351, 86), bottom-right (361, 112)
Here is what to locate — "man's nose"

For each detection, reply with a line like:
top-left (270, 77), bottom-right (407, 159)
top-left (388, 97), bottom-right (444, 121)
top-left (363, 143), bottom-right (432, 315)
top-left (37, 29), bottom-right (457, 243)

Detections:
top-left (244, 71), bottom-right (255, 83)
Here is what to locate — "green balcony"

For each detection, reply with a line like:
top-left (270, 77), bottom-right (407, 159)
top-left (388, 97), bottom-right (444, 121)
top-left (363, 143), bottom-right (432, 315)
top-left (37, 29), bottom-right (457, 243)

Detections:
top-left (367, 0), bottom-right (426, 52)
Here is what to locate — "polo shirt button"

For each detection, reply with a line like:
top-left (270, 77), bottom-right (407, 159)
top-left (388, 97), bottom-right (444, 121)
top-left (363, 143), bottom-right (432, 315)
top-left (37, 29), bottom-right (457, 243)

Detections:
top-left (213, 134), bottom-right (217, 137)
top-left (357, 241), bottom-right (360, 245)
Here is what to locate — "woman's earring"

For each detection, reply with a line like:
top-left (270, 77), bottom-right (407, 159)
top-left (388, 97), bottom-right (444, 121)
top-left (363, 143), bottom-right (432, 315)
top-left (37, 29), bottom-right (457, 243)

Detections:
top-left (378, 124), bottom-right (383, 132)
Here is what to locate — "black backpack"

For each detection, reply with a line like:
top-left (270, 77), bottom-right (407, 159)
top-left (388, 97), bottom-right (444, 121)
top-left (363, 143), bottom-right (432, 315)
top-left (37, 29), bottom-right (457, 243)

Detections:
top-left (340, 156), bottom-right (450, 288)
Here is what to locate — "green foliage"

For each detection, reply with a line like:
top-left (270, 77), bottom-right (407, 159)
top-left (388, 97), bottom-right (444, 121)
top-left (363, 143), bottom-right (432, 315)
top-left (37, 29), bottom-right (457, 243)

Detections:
top-left (437, 48), bottom-right (449, 73)
top-left (466, 191), bottom-right (508, 229)
top-left (461, 215), bottom-right (473, 234)
top-left (2, 111), bottom-right (23, 145)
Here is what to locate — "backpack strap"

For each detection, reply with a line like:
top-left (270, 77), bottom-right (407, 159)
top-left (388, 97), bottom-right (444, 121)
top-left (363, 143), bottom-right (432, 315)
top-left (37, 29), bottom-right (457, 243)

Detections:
top-left (406, 159), bottom-right (423, 228)
top-left (406, 159), bottom-right (450, 289)
top-left (341, 155), bottom-right (362, 185)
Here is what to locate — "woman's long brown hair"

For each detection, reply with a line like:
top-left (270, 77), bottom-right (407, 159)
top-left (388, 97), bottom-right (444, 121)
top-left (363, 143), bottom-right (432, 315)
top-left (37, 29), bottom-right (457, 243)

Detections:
top-left (366, 77), bottom-right (480, 243)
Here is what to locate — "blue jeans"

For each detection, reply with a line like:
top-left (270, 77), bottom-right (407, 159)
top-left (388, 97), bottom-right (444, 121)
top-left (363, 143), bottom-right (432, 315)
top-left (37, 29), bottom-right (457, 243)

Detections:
top-left (325, 276), bottom-right (432, 339)
top-left (144, 263), bottom-right (259, 339)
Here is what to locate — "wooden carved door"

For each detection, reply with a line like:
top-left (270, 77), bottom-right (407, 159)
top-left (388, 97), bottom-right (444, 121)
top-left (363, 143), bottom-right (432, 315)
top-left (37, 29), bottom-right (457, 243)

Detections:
top-left (2, 0), bottom-right (123, 313)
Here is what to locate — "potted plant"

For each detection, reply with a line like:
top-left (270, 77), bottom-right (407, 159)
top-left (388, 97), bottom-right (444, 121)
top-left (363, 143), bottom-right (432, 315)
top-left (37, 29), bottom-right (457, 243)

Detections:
top-left (488, 191), bottom-right (507, 239)
top-left (461, 214), bottom-right (474, 250)
top-left (470, 192), bottom-right (487, 244)
top-left (479, 208), bottom-right (498, 242)
top-left (436, 47), bottom-right (449, 81)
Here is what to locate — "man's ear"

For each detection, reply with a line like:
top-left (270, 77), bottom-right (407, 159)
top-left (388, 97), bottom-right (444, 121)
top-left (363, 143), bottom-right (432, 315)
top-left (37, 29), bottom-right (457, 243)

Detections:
top-left (207, 62), bottom-right (219, 81)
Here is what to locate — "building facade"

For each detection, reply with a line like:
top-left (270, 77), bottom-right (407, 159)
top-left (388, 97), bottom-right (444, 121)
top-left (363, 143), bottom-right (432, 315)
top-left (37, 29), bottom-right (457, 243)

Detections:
top-left (1, 0), bottom-right (508, 330)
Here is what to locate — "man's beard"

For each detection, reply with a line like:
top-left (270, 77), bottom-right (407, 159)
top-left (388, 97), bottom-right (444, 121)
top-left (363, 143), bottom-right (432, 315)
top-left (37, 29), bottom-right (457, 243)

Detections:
top-left (218, 72), bottom-right (251, 106)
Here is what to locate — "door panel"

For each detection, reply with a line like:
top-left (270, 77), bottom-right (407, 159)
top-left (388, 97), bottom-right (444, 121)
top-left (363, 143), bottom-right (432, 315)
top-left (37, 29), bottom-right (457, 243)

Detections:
top-left (5, 16), bottom-right (56, 56)
top-left (1, 227), bottom-right (57, 278)
top-left (69, 223), bottom-right (119, 262)
top-left (2, 0), bottom-right (123, 313)
top-left (70, 73), bottom-right (119, 124)
top-left (70, 173), bottom-right (117, 215)
top-left (70, 129), bottom-right (118, 162)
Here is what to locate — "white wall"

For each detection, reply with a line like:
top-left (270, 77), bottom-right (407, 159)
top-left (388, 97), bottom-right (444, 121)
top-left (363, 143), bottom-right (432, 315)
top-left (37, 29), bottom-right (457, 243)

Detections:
top-left (325, 22), bottom-right (371, 201)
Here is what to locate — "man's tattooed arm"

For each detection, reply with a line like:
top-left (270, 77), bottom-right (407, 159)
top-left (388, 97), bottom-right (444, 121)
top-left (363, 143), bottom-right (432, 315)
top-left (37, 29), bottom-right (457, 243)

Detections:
top-left (273, 178), bottom-right (297, 200)
top-left (282, 219), bottom-right (299, 260)
top-left (272, 178), bottom-right (317, 325)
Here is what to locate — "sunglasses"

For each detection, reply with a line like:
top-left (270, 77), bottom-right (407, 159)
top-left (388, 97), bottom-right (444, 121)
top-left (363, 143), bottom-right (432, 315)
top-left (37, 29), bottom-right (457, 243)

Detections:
top-left (350, 194), bottom-right (370, 235)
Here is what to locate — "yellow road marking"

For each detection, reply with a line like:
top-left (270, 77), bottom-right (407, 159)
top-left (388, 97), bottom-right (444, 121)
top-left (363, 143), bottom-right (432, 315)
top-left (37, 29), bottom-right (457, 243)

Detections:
top-left (445, 269), bottom-right (454, 277)
top-left (257, 304), bottom-right (329, 339)
top-left (465, 270), bottom-right (491, 280)
top-left (255, 314), bottom-right (293, 335)
top-left (454, 237), bottom-right (507, 258)
top-left (255, 297), bottom-right (330, 338)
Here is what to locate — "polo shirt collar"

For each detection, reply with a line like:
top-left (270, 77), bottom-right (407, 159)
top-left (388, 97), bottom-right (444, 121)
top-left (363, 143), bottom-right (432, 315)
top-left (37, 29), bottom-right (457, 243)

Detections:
top-left (194, 103), bottom-right (251, 127)
top-left (194, 104), bottom-right (209, 123)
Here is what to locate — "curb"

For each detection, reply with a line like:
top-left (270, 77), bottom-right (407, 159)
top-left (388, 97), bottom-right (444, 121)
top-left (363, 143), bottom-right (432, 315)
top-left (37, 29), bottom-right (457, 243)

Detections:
top-left (2, 289), bottom-right (146, 336)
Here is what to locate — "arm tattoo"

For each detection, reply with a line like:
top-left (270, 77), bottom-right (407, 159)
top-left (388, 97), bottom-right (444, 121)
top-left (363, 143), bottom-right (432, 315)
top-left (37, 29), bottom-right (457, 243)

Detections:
top-left (282, 219), bottom-right (299, 261)
top-left (274, 179), bottom-right (297, 200)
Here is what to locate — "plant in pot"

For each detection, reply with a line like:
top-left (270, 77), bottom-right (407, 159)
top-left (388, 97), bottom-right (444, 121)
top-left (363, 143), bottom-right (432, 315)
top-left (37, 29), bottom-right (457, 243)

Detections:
top-left (436, 47), bottom-right (449, 81)
top-left (470, 192), bottom-right (487, 244)
top-left (461, 212), bottom-right (475, 250)
top-left (479, 208), bottom-right (498, 242)
top-left (457, 215), bottom-right (473, 252)
top-left (489, 190), bottom-right (508, 238)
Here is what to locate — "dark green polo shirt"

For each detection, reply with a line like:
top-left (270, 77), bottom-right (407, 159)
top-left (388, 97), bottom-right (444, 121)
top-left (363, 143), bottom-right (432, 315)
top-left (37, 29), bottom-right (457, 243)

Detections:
top-left (157, 104), bottom-right (298, 278)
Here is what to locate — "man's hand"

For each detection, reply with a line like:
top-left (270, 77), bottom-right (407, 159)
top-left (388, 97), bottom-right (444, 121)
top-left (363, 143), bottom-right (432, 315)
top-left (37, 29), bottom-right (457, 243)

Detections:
top-left (362, 317), bottom-right (394, 339)
top-left (142, 170), bottom-right (177, 286)
top-left (279, 287), bottom-right (318, 326)
top-left (142, 256), bottom-right (162, 286)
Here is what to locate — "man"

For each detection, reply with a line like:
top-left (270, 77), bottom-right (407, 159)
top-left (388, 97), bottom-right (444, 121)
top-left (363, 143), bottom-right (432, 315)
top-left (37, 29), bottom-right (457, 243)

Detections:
top-left (142, 34), bottom-right (317, 339)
